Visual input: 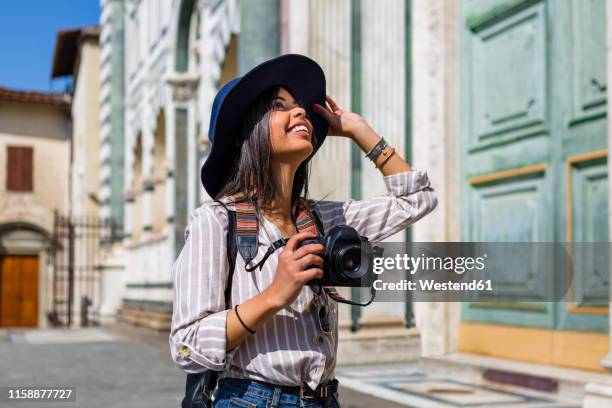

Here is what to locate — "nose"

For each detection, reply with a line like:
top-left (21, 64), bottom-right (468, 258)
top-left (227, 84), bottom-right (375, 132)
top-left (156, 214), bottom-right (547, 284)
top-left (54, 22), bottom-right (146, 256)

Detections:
top-left (291, 106), bottom-right (308, 120)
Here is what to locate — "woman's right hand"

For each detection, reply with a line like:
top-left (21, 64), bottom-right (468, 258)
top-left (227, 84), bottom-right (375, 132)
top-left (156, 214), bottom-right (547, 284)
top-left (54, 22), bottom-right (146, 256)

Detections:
top-left (226, 231), bottom-right (325, 350)
top-left (264, 231), bottom-right (325, 309)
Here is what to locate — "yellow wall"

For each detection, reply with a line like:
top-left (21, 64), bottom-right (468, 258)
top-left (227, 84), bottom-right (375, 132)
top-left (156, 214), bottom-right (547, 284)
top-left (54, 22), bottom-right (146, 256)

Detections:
top-left (71, 38), bottom-right (101, 217)
top-left (0, 101), bottom-right (71, 234)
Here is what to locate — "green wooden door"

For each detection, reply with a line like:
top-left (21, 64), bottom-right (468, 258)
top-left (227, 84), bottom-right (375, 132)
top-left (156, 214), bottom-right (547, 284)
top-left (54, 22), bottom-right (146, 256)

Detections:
top-left (460, 0), bottom-right (608, 333)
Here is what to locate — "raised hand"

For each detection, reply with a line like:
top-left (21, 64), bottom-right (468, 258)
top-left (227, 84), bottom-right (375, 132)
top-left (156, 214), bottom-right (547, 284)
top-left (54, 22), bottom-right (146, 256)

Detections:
top-left (313, 95), bottom-right (373, 139)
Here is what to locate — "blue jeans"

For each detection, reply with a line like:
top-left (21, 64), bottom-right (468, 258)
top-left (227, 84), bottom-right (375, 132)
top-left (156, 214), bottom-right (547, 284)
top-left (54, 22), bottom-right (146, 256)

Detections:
top-left (212, 378), bottom-right (341, 408)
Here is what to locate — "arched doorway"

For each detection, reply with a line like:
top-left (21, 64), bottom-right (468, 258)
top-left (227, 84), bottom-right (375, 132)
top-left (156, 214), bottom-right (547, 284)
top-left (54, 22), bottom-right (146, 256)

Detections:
top-left (0, 224), bottom-right (50, 328)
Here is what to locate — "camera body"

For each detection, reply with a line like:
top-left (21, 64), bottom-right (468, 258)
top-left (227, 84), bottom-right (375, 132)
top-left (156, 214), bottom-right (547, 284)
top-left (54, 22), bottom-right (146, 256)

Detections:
top-left (298, 225), bottom-right (382, 287)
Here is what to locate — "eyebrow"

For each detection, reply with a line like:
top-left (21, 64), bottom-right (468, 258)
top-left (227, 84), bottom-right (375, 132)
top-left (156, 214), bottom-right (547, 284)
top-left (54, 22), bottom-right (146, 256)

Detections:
top-left (274, 96), bottom-right (299, 106)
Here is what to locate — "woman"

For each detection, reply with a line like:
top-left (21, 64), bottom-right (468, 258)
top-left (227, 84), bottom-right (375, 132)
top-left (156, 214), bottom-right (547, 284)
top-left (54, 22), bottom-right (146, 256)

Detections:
top-left (170, 54), bottom-right (437, 408)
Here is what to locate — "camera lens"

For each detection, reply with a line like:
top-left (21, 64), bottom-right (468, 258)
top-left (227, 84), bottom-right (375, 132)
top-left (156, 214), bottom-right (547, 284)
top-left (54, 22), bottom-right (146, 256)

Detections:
top-left (334, 244), bottom-right (366, 281)
top-left (341, 247), bottom-right (360, 272)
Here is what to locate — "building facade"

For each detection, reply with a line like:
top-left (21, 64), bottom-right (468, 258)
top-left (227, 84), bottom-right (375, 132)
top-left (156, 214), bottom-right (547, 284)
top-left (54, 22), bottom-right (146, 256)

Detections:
top-left (98, 1), bottom-right (612, 403)
top-left (109, 0), bottom-right (418, 363)
top-left (0, 88), bottom-right (71, 328)
top-left (51, 26), bottom-right (114, 328)
top-left (409, 0), bottom-right (612, 404)
top-left (116, 0), bottom-right (241, 329)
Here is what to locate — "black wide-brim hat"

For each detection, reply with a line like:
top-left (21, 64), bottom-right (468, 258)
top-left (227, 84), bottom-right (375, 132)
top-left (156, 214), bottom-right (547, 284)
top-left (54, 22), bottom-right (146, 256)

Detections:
top-left (201, 54), bottom-right (328, 198)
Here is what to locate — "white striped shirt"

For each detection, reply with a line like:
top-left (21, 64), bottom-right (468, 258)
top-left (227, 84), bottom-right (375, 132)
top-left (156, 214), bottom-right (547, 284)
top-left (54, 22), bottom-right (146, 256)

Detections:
top-left (169, 169), bottom-right (437, 389)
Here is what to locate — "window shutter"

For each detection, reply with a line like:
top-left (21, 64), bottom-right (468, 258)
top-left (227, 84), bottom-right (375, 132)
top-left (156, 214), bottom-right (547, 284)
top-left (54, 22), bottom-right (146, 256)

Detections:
top-left (6, 146), bottom-right (33, 192)
top-left (21, 147), bottom-right (33, 191)
top-left (7, 146), bottom-right (19, 190)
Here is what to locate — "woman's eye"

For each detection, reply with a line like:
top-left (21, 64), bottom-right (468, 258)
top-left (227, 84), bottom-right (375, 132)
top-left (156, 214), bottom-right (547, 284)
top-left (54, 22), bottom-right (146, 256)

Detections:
top-left (273, 101), bottom-right (286, 110)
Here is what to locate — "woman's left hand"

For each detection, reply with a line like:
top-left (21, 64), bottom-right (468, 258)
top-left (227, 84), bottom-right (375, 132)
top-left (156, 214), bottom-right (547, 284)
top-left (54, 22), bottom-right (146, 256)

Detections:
top-left (313, 95), bottom-right (373, 139)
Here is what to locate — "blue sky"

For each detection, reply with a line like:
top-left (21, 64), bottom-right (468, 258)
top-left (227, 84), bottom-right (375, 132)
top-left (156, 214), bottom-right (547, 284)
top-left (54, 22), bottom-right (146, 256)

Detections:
top-left (0, 1), bottom-right (100, 92)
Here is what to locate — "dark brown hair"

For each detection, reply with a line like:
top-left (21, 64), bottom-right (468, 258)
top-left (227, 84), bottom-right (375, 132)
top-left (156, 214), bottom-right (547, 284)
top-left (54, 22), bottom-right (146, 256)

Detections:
top-left (214, 86), bottom-right (319, 220)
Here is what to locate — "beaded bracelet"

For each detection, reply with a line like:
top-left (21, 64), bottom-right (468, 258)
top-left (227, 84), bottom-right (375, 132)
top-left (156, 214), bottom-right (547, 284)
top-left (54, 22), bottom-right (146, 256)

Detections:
top-left (234, 304), bottom-right (256, 335)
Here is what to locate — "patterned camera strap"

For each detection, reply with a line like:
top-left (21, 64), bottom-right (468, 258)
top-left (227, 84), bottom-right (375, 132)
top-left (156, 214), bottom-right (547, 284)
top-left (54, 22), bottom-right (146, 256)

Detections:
top-left (230, 192), bottom-right (346, 303)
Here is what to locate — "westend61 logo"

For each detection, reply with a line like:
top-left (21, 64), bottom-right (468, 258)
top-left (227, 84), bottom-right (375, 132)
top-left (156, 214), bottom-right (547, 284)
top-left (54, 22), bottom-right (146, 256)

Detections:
top-left (372, 253), bottom-right (488, 275)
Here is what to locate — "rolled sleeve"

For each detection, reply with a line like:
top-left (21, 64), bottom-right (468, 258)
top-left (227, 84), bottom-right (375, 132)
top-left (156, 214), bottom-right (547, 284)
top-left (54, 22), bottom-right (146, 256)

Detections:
top-left (170, 310), bottom-right (229, 372)
top-left (312, 168), bottom-right (438, 242)
top-left (169, 205), bottom-right (230, 373)
top-left (384, 168), bottom-right (432, 196)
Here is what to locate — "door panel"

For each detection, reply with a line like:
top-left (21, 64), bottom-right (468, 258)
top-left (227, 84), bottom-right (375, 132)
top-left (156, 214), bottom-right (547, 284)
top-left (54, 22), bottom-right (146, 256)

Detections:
top-left (461, 0), bottom-right (554, 327)
top-left (20, 257), bottom-right (39, 327)
top-left (461, 0), bottom-right (608, 334)
top-left (0, 257), bottom-right (21, 327)
top-left (0, 256), bottom-right (39, 328)
top-left (465, 170), bottom-right (555, 328)
top-left (469, 1), bottom-right (547, 147)
top-left (568, 0), bottom-right (607, 125)
top-left (556, 0), bottom-right (608, 332)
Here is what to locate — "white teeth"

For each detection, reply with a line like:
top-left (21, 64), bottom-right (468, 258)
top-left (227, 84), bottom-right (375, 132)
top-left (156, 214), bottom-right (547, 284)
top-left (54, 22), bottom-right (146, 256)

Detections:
top-left (289, 125), bottom-right (308, 133)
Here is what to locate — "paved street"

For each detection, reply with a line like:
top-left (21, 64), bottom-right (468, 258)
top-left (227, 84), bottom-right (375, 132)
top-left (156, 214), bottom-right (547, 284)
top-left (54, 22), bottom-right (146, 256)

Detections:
top-left (0, 325), bottom-right (584, 408)
top-left (0, 325), bottom-right (407, 408)
top-left (0, 327), bottom-right (183, 408)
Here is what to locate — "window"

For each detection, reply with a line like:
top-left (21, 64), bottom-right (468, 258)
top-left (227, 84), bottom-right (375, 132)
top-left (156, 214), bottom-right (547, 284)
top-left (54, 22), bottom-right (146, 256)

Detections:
top-left (6, 146), bottom-right (33, 192)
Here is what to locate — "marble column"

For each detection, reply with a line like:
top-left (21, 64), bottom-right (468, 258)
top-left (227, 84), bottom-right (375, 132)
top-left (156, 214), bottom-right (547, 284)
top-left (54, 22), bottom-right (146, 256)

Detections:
top-left (123, 190), bottom-right (135, 243)
top-left (123, 127), bottom-right (136, 244)
top-left (141, 115), bottom-right (155, 237)
top-left (301, 0), bottom-right (353, 332)
top-left (357, 0), bottom-right (408, 330)
top-left (280, 0), bottom-right (309, 55)
top-left (238, 0), bottom-right (280, 74)
top-left (166, 73), bottom-right (199, 258)
top-left (164, 93), bottom-right (176, 239)
top-left (411, 0), bottom-right (462, 356)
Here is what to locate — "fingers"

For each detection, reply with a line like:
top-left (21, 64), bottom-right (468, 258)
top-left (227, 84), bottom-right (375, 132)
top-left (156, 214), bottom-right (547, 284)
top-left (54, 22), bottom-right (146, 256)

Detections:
top-left (293, 243), bottom-right (325, 259)
top-left (326, 95), bottom-right (342, 113)
top-left (312, 103), bottom-right (334, 122)
top-left (300, 267), bottom-right (324, 282)
top-left (285, 231), bottom-right (318, 251)
top-left (313, 103), bottom-right (342, 134)
top-left (296, 253), bottom-right (324, 269)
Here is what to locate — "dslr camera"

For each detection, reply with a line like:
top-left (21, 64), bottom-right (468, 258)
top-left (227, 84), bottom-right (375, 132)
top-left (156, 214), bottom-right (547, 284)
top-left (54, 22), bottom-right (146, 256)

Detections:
top-left (298, 225), bottom-right (383, 287)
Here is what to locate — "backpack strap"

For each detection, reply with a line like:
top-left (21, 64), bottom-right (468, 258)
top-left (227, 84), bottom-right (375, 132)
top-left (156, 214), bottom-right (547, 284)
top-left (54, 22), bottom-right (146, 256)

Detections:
top-left (229, 195), bottom-right (323, 270)
top-left (307, 202), bottom-right (326, 237)
top-left (181, 210), bottom-right (237, 408)
top-left (295, 198), bottom-right (320, 235)
top-left (232, 194), bottom-right (259, 265)
top-left (224, 210), bottom-right (238, 308)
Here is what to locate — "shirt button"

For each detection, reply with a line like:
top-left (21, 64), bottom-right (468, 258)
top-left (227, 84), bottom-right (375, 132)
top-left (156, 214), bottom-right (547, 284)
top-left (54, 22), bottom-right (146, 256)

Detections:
top-left (304, 300), bottom-right (314, 313)
top-left (178, 344), bottom-right (191, 358)
top-left (312, 335), bottom-right (324, 346)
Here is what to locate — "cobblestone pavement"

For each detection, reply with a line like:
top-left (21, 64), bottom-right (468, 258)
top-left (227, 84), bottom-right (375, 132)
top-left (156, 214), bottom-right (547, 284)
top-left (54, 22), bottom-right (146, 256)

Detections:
top-left (0, 325), bottom-right (408, 408)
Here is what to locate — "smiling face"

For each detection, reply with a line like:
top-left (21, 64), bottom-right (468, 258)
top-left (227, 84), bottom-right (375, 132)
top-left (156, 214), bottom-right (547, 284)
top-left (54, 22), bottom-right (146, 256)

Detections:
top-left (268, 87), bottom-right (316, 163)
